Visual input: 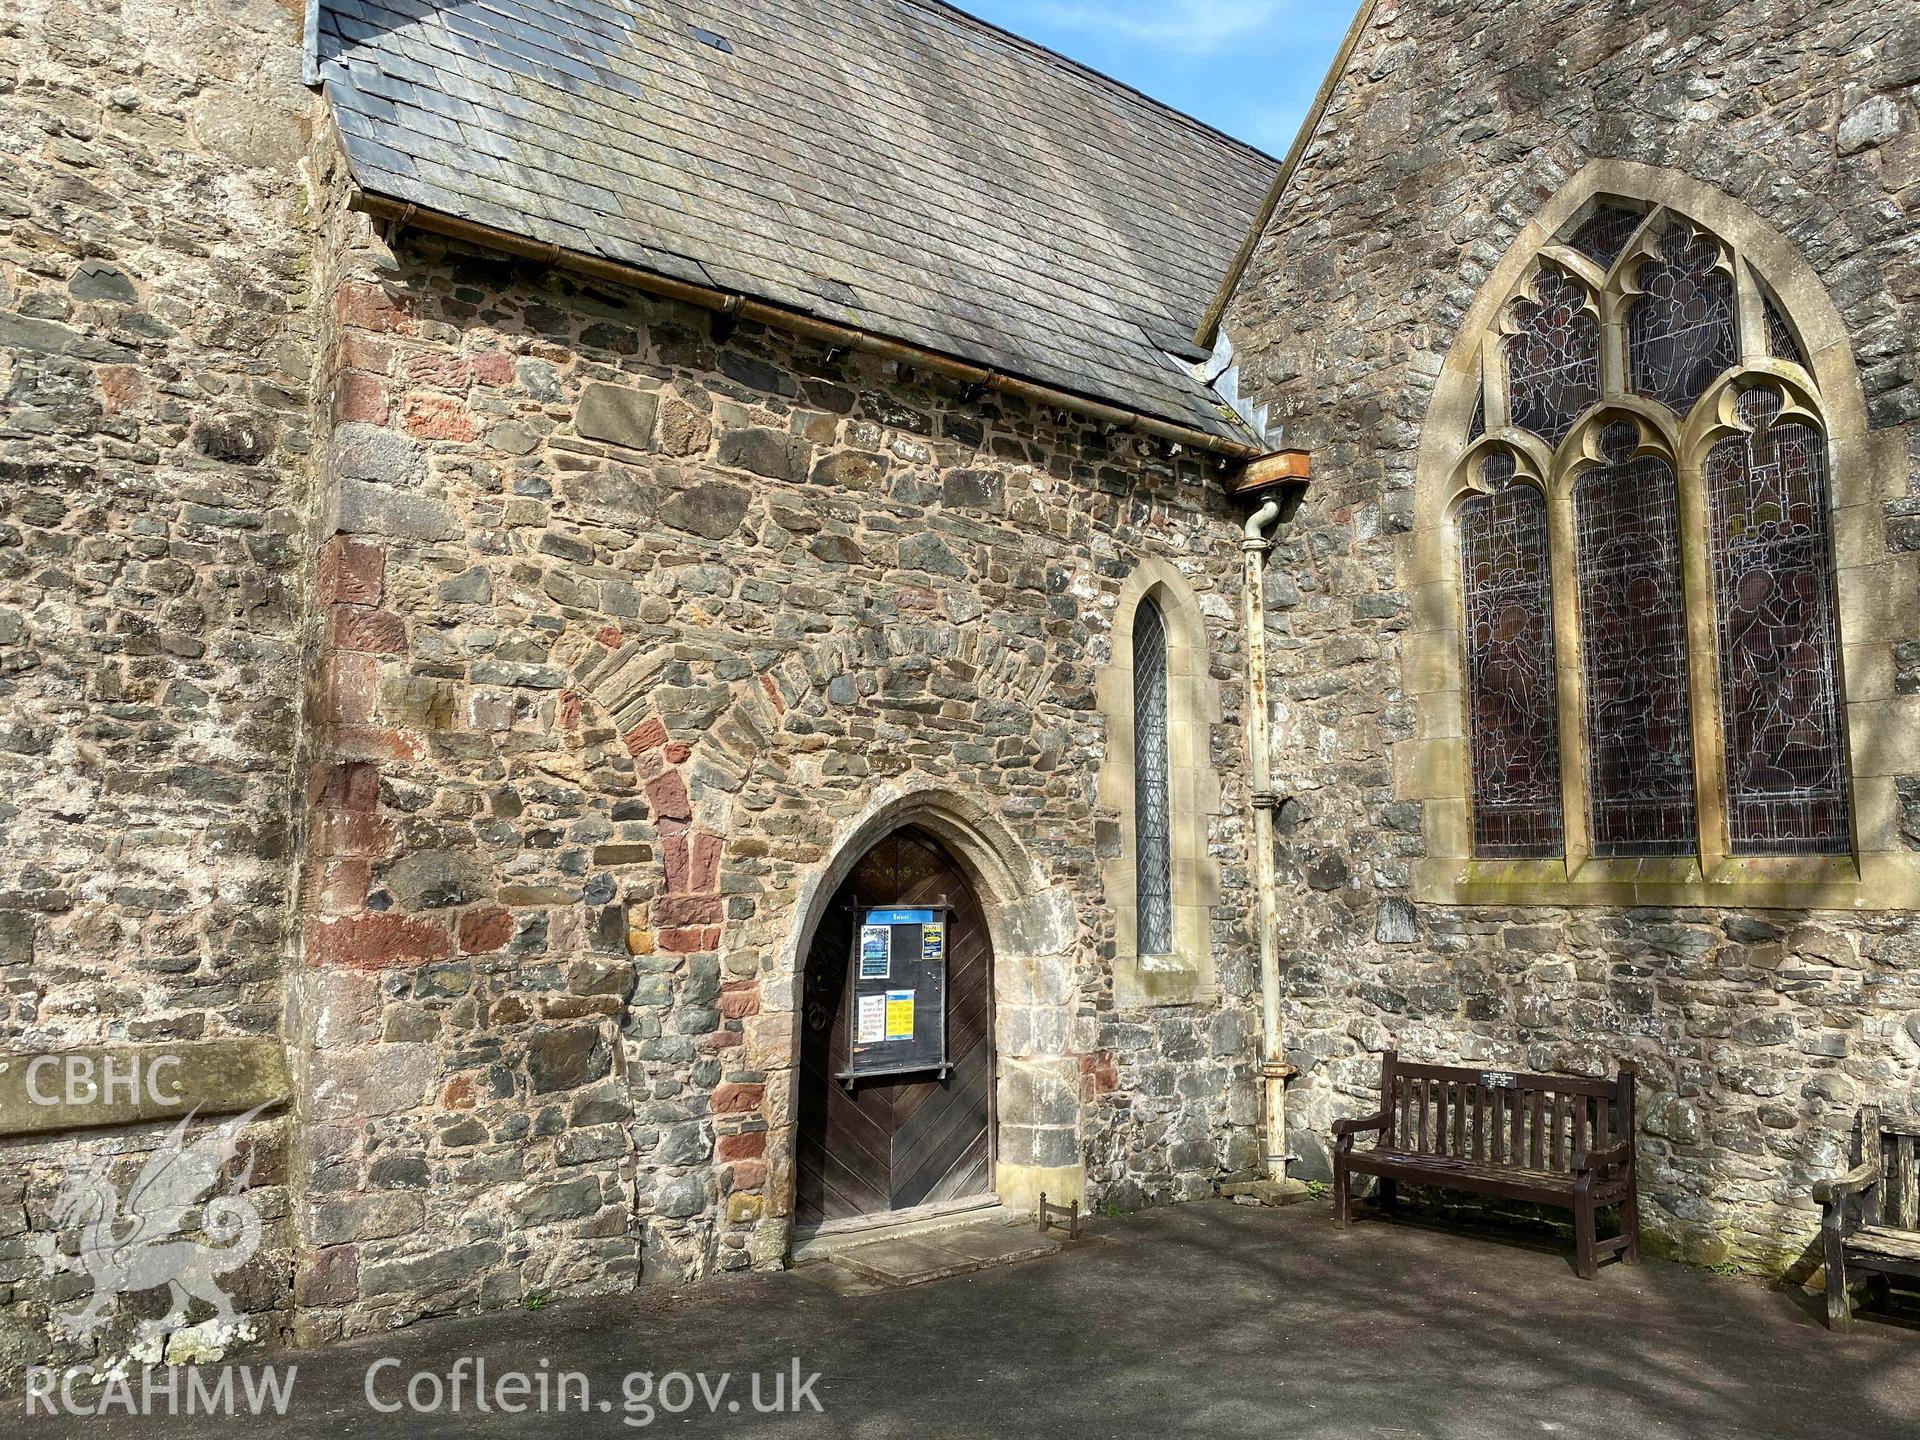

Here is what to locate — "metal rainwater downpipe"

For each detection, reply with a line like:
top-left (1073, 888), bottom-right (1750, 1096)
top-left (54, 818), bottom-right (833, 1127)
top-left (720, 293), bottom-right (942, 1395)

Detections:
top-left (1228, 453), bottom-right (1309, 1190)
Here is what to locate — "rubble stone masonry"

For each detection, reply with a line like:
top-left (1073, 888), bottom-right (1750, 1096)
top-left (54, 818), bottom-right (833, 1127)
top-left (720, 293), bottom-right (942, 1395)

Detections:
top-left (1227, 0), bottom-right (1920, 1268)
top-left (283, 109), bottom-right (1269, 1338)
top-left (0, 0), bottom-right (314, 1376)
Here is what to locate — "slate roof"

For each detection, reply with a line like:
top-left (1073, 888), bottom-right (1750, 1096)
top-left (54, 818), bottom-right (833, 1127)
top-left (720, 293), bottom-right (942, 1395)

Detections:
top-left (313, 0), bottom-right (1279, 441)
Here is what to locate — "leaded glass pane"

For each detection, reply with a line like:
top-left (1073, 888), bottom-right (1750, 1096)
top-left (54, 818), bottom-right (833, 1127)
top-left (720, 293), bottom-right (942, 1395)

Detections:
top-left (1505, 267), bottom-right (1599, 448)
top-left (1573, 423), bottom-right (1699, 856)
top-left (1763, 291), bottom-right (1807, 367)
top-left (1133, 595), bottom-right (1173, 955)
top-left (1707, 390), bottom-right (1851, 854)
top-left (1460, 455), bottom-right (1563, 858)
top-left (1566, 204), bottom-right (1642, 270)
top-left (1628, 229), bottom-right (1737, 414)
top-left (1466, 388), bottom-right (1485, 441)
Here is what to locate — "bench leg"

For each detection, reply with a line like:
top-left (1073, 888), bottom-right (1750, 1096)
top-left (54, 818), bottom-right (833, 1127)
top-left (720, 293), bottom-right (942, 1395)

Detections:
top-left (1621, 1178), bottom-right (1641, 1265)
top-left (1332, 1153), bottom-right (1351, 1230)
top-left (1377, 1178), bottom-right (1398, 1215)
top-left (1824, 1226), bottom-right (1853, 1333)
top-left (1574, 1185), bottom-right (1598, 1280)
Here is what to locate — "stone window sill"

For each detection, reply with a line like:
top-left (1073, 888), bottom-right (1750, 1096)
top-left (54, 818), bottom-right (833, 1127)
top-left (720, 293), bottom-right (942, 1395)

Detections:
top-left (1413, 853), bottom-right (1920, 910)
top-left (1114, 950), bottom-right (1209, 1008)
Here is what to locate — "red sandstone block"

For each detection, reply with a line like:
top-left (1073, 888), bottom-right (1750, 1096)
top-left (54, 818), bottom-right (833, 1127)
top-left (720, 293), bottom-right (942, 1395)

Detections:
top-left (297, 1245), bottom-right (360, 1308)
top-left (470, 352), bottom-right (515, 386)
top-left (459, 905), bottom-right (515, 954)
top-left (718, 1131), bottom-right (765, 1161)
top-left (402, 350), bottom-right (474, 390)
top-left (337, 281), bottom-right (414, 335)
top-left (624, 716), bottom-right (668, 754)
top-left (726, 1160), bottom-right (766, 1191)
top-left (96, 364), bottom-right (147, 415)
top-left (314, 857), bottom-right (371, 915)
top-left (308, 759), bottom-right (381, 812)
top-left (663, 741), bottom-right (692, 764)
top-left (658, 925), bottom-right (719, 954)
top-left (333, 371), bottom-right (390, 425)
top-left (688, 831), bottom-right (722, 894)
top-left (328, 605), bottom-right (407, 655)
top-left (711, 1082), bottom-right (764, 1115)
top-left (718, 982), bottom-right (760, 1019)
top-left (332, 725), bottom-right (426, 765)
top-left (326, 653), bottom-right (379, 725)
top-left (312, 806), bottom-right (391, 859)
top-left (1080, 1051), bottom-right (1119, 1097)
top-left (596, 625), bottom-right (623, 648)
top-left (442, 1074), bottom-right (477, 1110)
top-left (338, 333), bottom-right (393, 376)
top-left (661, 832), bottom-right (689, 892)
top-left (695, 1026), bottom-right (742, 1053)
top-left (316, 536), bottom-right (385, 606)
top-left (307, 912), bottom-right (451, 970)
top-left (404, 394), bottom-right (479, 441)
top-left (646, 770), bottom-right (692, 823)
top-left (653, 894), bottom-right (723, 926)
top-left (559, 690), bottom-right (582, 730)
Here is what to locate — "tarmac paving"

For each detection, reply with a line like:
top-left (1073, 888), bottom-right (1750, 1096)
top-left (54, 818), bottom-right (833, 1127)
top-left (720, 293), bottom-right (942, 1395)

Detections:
top-left (22, 1197), bottom-right (1920, 1439)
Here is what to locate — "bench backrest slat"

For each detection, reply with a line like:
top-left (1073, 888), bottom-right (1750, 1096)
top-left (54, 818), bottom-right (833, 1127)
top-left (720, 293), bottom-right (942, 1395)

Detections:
top-left (1881, 1128), bottom-right (1920, 1230)
top-left (1376, 1052), bottom-right (1633, 1176)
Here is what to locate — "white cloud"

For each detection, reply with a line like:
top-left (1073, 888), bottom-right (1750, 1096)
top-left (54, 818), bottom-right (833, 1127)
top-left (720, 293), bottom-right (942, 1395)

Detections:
top-left (1030, 0), bottom-right (1299, 56)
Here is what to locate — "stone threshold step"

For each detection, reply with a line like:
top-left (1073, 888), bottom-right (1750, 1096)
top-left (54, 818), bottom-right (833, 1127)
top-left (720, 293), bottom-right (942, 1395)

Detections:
top-left (821, 1217), bottom-right (1066, 1288)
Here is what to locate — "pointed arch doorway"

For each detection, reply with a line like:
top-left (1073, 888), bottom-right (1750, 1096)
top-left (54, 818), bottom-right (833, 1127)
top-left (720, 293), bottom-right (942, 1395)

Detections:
top-left (795, 826), bottom-right (995, 1230)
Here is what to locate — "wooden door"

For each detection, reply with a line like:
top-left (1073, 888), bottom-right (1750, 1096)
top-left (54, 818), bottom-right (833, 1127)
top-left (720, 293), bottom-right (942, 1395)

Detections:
top-left (795, 827), bottom-right (994, 1225)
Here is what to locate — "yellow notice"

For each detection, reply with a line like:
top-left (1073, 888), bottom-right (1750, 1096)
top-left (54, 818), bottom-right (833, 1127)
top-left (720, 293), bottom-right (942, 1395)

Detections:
top-left (884, 989), bottom-right (915, 1040)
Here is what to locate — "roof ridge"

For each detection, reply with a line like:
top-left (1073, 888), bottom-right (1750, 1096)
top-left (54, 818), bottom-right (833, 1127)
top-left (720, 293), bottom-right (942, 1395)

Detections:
top-left (895, 0), bottom-right (1283, 167)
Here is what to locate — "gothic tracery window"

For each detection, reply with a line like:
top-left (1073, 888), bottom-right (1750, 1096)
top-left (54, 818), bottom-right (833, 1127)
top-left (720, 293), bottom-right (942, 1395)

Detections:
top-left (1454, 198), bottom-right (1852, 864)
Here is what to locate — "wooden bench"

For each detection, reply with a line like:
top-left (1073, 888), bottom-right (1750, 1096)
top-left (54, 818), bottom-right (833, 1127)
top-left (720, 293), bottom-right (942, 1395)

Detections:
top-left (1816, 1105), bottom-right (1920, 1331)
top-left (1332, 1051), bottom-right (1640, 1279)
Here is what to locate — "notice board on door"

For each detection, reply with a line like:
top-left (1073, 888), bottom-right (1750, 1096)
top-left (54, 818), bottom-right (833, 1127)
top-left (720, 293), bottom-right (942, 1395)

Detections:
top-left (840, 906), bottom-right (949, 1082)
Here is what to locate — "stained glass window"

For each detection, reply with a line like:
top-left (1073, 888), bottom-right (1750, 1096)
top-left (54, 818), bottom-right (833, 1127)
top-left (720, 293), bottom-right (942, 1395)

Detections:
top-left (1629, 229), bottom-right (1737, 414)
top-left (1133, 595), bottom-right (1173, 955)
top-left (1455, 203), bottom-right (1856, 866)
top-left (1506, 267), bottom-right (1600, 448)
top-left (1573, 422), bottom-right (1699, 856)
top-left (1566, 204), bottom-right (1643, 270)
top-left (1706, 390), bottom-right (1851, 854)
top-left (1763, 290), bottom-right (1806, 367)
top-left (1460, 453), bottom-right (1564, 858)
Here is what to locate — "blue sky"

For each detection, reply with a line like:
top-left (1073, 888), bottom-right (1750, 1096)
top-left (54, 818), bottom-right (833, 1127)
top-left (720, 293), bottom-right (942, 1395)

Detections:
top-left (955, 1), bottom-right (1354, 158)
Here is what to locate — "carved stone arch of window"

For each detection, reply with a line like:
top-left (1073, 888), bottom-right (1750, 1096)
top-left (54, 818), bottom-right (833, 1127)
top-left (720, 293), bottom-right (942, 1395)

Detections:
top-left (1094, 556), bottom-right (1223, 1007)
top-left (1405, 160), bottom-right (1917, 910)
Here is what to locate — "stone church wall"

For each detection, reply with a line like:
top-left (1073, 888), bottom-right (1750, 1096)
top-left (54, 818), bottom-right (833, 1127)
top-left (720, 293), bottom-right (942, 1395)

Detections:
top-left (1228, 0), bottom-right (1920, 1270)
top-left (289, 160), bottom-right (1268, 1339)
top-left (0, 0), bottom-right (315, 1376)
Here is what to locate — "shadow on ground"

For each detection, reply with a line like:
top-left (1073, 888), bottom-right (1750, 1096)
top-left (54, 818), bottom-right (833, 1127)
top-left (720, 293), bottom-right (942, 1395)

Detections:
top-left (16, 1198), bottom-right (1920, 1439)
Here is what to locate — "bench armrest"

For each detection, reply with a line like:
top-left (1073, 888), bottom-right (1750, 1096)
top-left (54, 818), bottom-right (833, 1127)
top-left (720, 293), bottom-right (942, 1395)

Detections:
top-left (1332, 1111), bottom-right (1388, 1139)
top-left (1813, 1160), bottom-right (1879, 1208)
top-left (1572, 1141), bottom-right (1631, 1174)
